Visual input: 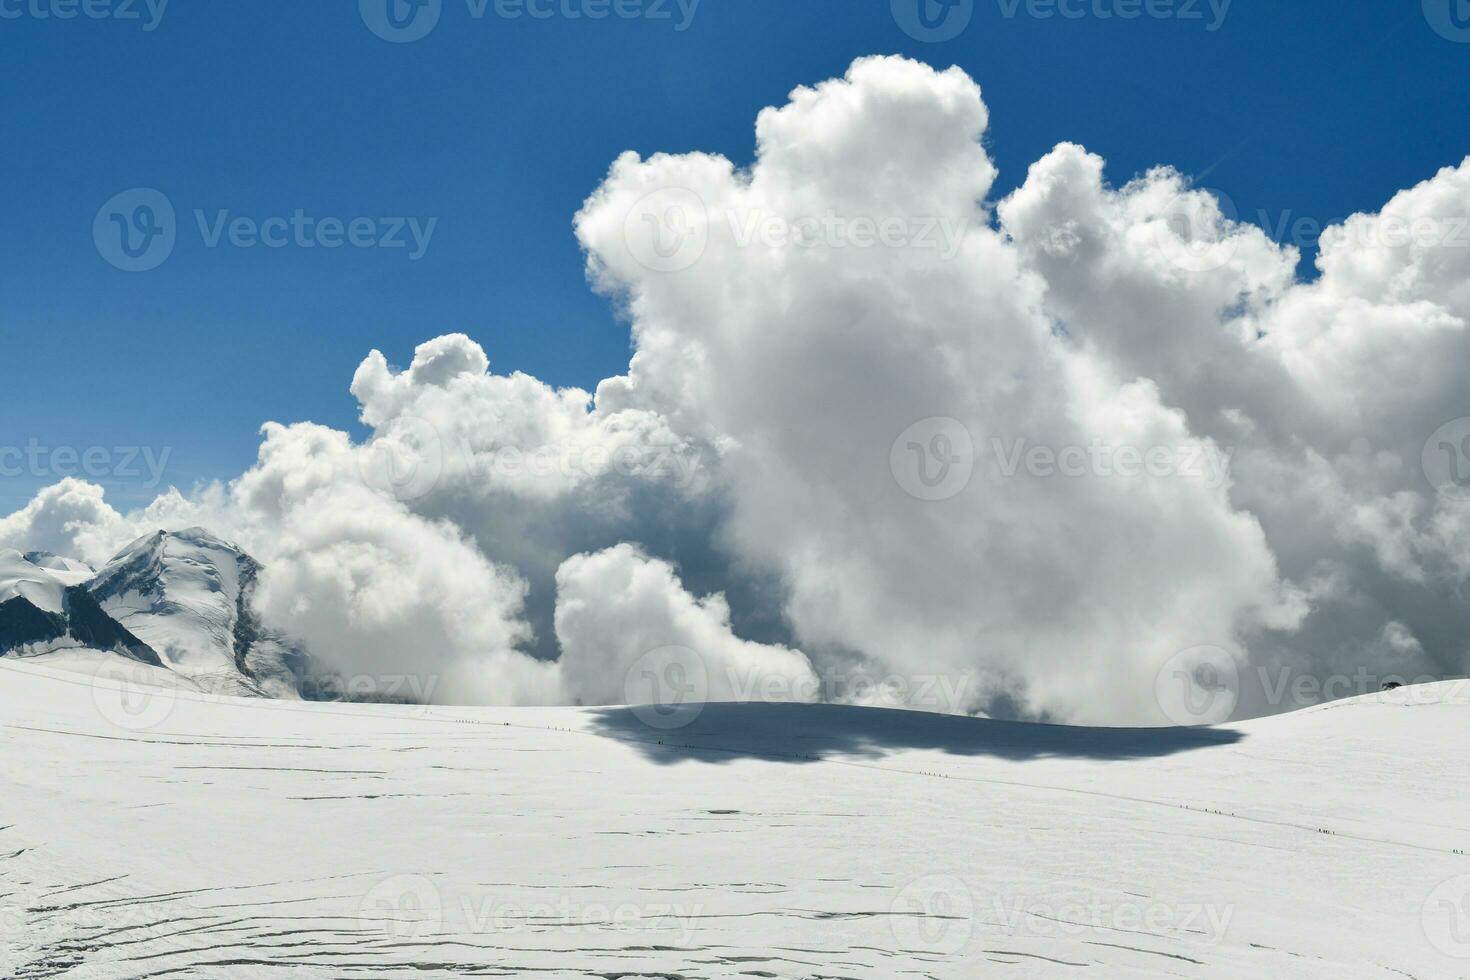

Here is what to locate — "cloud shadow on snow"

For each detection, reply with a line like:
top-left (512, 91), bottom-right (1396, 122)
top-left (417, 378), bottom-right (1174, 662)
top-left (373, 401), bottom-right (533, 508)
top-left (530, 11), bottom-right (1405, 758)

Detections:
top-left (588, 701), bottom-right (1243, 765)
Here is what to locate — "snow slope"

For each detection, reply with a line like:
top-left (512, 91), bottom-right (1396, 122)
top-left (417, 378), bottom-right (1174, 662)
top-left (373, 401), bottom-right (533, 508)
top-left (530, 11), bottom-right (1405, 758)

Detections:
top-left (0, 551), bottom-right (67, 615)
top-left (1, 657), bottom-right (1467, 979)
top-left (20, 554), bottom-right (95, 589)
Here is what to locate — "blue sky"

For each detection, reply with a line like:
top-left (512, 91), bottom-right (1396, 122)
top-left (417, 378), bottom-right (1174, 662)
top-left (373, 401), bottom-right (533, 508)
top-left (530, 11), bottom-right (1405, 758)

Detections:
top-left (2, 0), bottom-right (1466, 510)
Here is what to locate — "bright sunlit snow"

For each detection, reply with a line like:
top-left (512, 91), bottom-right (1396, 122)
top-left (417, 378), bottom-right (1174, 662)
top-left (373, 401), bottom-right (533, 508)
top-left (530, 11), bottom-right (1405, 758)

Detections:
top-left (2, 657), bottom-right (1467, 978)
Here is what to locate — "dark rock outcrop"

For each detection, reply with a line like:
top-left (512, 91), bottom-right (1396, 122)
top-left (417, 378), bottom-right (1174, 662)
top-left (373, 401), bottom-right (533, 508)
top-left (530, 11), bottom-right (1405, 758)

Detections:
top-left (0, 588), bottom-right (163, 667)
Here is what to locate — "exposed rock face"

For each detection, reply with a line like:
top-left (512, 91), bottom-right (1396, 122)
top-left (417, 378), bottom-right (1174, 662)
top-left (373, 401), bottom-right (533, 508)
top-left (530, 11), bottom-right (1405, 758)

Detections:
top-left (0, 593), bottom-right (66, 655)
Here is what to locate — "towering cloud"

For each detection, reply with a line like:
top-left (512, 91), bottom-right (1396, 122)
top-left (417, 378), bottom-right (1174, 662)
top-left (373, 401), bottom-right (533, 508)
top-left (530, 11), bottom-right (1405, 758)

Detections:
top-left (6, 56), bottom-right (1468, 723)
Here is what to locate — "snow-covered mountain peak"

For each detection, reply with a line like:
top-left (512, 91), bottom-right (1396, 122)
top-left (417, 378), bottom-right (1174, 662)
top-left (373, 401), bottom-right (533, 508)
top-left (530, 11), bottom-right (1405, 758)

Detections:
top-left (94, 527), bottom-right (247, 591)
top-left (88, 528), bottom-right (305, 698)
top-left (2, 529), bottom-right (311, 698)
top-left (94, 528), bottom-right (244, 599)
top-left (0, 550), bottom-right (67, 614)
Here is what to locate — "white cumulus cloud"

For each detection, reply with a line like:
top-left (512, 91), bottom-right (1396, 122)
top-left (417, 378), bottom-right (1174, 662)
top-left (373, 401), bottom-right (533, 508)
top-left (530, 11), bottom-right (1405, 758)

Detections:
top-left (555, 543), bottom-right (817, 707)
top-left (7, 55), bottom-right (1470, 722)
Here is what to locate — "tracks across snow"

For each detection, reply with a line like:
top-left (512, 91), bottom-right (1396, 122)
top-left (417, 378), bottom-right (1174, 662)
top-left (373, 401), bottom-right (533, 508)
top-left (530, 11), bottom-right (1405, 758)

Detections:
top-left (1, 658), bottom-right (1467, 978)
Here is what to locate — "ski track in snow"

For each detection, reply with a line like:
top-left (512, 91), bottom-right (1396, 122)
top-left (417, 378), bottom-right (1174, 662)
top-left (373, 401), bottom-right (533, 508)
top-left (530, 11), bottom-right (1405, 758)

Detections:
top-left (2, 658), bottom-right (1468, 979)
